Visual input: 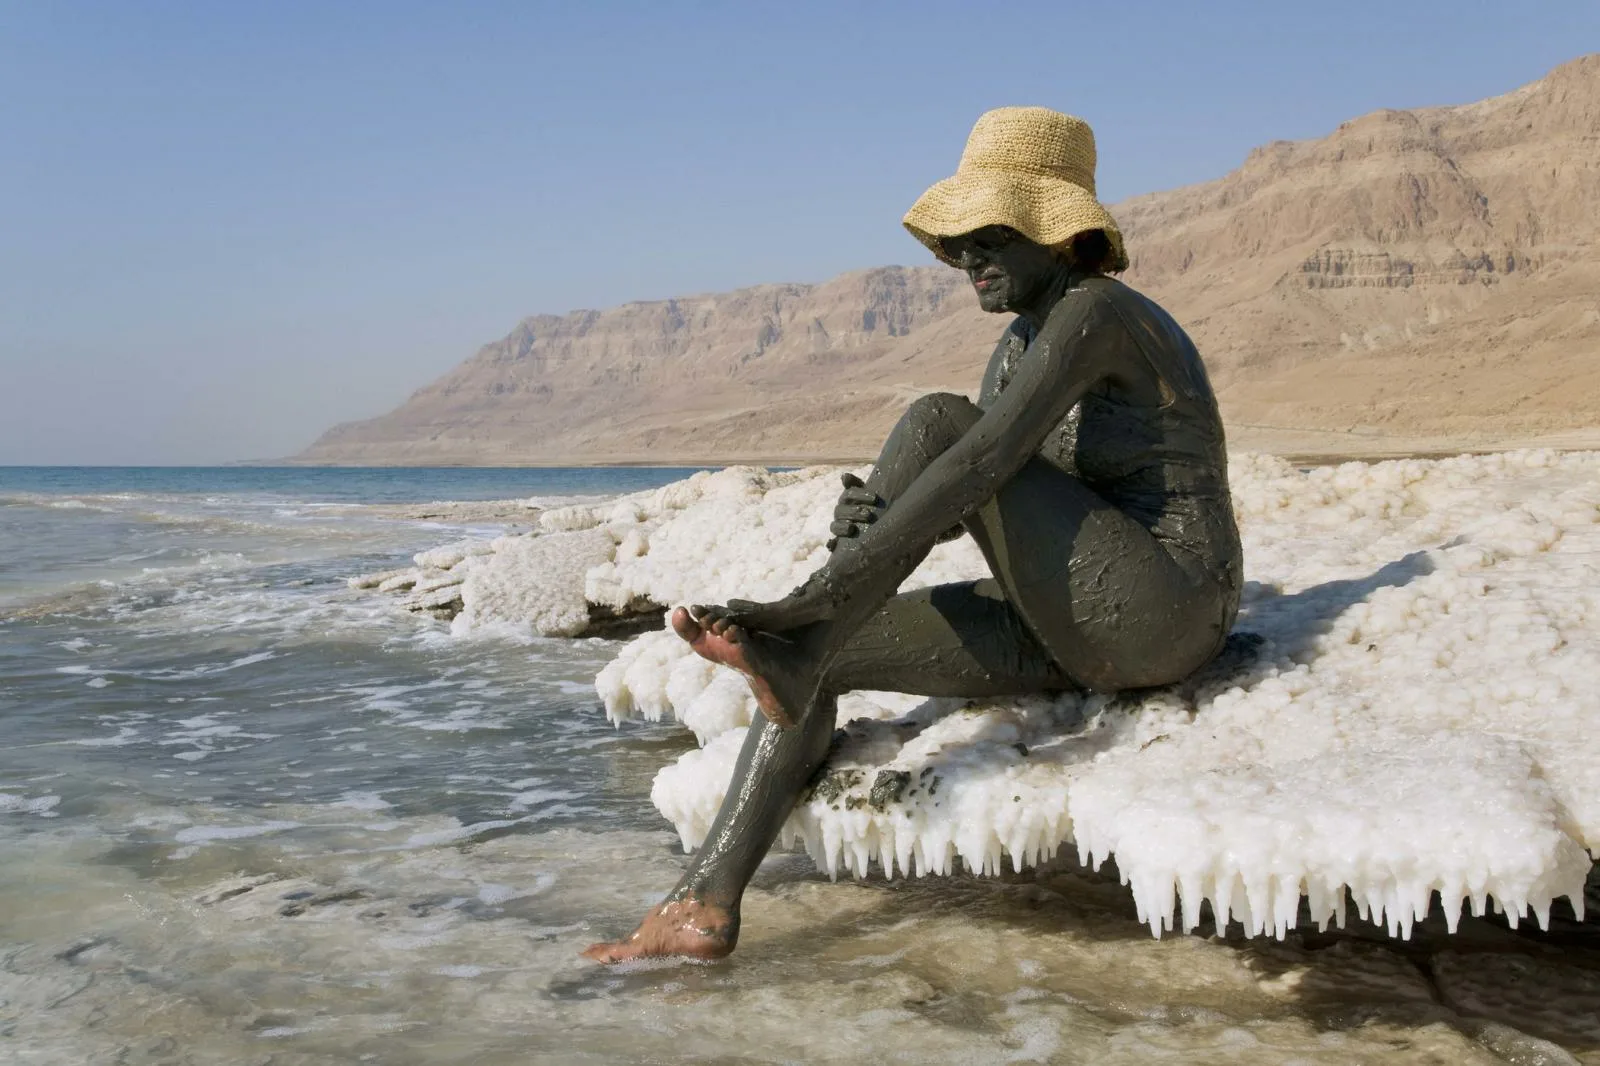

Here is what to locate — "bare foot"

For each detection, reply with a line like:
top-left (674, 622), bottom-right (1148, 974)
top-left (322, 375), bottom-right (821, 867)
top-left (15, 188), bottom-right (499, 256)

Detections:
top-left (671, 606), bottom-right (818, 728)
top-left (581, 897), bottom-right (737, 963)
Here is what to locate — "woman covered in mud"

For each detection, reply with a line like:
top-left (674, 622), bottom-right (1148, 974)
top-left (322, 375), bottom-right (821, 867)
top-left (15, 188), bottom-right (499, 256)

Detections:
top-left (586, 107), bottom-right (1243, 963)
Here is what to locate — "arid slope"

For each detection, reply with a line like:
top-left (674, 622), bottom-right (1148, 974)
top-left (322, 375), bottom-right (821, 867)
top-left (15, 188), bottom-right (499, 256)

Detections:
top-left (299, 55), bottom-right (1600, 464)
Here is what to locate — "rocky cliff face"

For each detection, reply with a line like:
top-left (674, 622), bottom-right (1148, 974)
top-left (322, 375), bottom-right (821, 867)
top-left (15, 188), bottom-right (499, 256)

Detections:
top-left (299, 55), bottom-right (1600, 464)
top-left (306, 267), bottom-right (984, 464)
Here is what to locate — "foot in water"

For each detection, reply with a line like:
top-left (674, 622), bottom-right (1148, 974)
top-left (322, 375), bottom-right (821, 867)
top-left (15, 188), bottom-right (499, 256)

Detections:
top-left (581, 897), bottom-right (738, 964)
top-left (670, 605), bottom-right (820, 729)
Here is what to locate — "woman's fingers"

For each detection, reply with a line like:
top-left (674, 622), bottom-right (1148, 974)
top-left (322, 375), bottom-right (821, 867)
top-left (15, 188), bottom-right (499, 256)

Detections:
top-left (834, 504), bottom-right (878, 524)
top-left (830, 519), bottom-right (866, 540)
top-left (827, 473), bottom-right (882, 552)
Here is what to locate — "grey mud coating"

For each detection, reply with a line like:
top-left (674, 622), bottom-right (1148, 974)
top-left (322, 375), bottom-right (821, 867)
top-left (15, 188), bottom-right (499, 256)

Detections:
top-left (583, 231), bottom-right (1243, 963)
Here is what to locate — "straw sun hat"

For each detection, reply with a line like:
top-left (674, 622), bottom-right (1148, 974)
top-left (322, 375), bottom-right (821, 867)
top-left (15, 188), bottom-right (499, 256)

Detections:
top-left (903, 107), bottom-right (1128, 273)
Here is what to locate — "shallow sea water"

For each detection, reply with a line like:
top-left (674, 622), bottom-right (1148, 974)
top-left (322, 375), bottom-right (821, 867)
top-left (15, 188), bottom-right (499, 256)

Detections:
top-left (2, 467), bottom-right (1598, 1065)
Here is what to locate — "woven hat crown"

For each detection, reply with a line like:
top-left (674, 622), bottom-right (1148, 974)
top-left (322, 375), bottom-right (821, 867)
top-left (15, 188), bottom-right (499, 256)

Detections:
top-left (958, 107), bottom-right (1098, 194)
top-left (903, 105), bottom-right (1128, 272)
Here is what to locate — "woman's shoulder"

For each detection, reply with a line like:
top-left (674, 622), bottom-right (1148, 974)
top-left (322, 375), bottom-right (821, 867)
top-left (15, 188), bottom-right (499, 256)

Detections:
top-left (1068, 272), bottom-right (1132, 308)
top-left (1075, 274), bottom-right (1172, 325)
top-left (1076, 275), bottom-right (1215, 401)
top-left (1035, 276), bottom-right (1124, 341)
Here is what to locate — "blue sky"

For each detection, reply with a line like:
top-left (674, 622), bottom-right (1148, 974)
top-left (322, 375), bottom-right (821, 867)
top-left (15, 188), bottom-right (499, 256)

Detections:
top-left (2, 1), bottom-right (1595, 464)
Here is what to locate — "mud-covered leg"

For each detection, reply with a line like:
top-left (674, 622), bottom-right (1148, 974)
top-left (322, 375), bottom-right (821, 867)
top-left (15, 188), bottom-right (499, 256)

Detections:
top-left (825, 579), bottom-right (1077, 696)
top-left (684, 393), bottom-right (988, 726)
top-left (581, 694), bottom-right (838, 963)
top-left (591, 393), bottom-right (1130, 964)
top-left (962, 457), bottom-right (1231, 691)
top-left (861, 391), bottom-right (982, 507)
top-left (827, 440), bottom-right (1231, 696)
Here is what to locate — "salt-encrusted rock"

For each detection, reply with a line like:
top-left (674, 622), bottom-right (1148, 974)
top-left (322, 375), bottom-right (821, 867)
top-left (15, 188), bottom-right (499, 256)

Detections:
top-left (361, 464), bottom-right (984, 640)
top-left (413, 540), bottom-right (490, 571)
top-left (354, 539), bottom-right (489, 599)
top-left (362, 450), bottom-right (1599, 941)
top-left (347, 567), bottom-right (412, 591)
top-left (583, 466), bottom-right (846, 611)
top-left (613, 450), bottom-right (1600, 942)
top-left (376, 572), bottom-right (419, 594)
top-left (451, 528), bottom-right (615, 638)
top-left (415, 571), bottom-right (464, 594)
top-left (401, 583), bottom-right (466, 618)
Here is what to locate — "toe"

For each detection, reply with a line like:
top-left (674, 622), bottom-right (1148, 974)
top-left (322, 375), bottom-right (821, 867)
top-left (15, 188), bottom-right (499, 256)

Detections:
top-left (669, 607), bottom-right (699, 640)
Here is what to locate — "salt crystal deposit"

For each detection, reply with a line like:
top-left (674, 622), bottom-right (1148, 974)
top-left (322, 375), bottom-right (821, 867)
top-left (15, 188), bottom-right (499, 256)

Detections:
top-left (372, 450), bottom-right (1600, 943)
top-left (352, 464), bottom-right (985, 638)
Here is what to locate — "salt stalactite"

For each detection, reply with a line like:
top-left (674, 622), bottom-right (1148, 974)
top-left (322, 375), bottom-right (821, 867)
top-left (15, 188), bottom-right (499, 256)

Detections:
top-left (597, 628), bottom-right (941, 743)
top-left (624, 450), bottom-right (1600, 941)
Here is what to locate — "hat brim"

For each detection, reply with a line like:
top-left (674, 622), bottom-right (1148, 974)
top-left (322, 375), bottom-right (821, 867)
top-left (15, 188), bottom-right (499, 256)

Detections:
top-left (903, 170), bottom-right (1128, 272)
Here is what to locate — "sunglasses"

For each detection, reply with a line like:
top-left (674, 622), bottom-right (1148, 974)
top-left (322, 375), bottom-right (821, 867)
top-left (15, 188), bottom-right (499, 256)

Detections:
top-left (937, 225), bottom-right (1024, 261)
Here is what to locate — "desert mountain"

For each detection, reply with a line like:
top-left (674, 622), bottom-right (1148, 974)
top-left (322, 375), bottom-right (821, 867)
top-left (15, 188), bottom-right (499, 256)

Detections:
top-left (298, 55), bottom-right (1600, 465)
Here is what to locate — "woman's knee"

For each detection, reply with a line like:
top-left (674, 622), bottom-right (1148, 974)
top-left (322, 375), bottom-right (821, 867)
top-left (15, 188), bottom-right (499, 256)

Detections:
top-left (900, 391), bottom-right (981, 452)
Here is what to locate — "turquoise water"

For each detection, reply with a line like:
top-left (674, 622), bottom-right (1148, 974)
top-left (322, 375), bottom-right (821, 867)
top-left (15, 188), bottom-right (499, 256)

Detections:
top-left (0, 465), bottom-right (715, 503)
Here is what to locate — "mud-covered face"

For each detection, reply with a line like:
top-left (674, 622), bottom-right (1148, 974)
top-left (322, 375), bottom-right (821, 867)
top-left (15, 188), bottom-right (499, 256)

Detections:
top-left (939, 225), bottom-right (1066, 314)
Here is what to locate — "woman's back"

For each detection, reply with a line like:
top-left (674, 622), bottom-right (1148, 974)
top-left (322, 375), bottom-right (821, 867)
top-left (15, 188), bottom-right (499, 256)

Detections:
top-left (979, 275), bottom-right (1243, 593)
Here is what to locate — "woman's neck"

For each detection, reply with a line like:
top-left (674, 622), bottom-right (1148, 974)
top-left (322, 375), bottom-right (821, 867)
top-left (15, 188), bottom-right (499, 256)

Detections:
top-left (1013, 264), bottom-right (1085, 330)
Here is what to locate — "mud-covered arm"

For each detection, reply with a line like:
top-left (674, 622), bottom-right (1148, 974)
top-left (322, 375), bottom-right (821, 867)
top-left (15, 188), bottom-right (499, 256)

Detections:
top-left (830, 319), bottom-right (1033, 551)
top-left (825, 288), bottom-right (1120, 586)
top-left (932, 319), bottom-right (1031, 541)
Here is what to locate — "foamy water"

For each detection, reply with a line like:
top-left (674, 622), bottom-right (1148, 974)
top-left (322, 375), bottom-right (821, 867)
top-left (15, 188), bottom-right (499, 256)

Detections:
top-left (2, 466), bottom-right (1596, 1065)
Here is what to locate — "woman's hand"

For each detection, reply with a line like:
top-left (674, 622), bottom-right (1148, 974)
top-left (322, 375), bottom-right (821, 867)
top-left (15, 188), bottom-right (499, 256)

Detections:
top-left (826, 472), bottom-right (884, 550)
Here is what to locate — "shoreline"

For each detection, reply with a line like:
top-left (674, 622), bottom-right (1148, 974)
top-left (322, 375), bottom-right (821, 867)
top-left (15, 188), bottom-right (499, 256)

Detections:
top-left (233, 456), bottom-right (858, 469)
top-left (251, 430), bottom-right (1600, 471)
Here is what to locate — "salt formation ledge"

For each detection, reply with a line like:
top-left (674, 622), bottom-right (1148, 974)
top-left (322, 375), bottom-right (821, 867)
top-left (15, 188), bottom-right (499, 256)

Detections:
top-left (349, 467), bottom-right (881, 637)
top-left (597, 451), bottom-right (1600, 942)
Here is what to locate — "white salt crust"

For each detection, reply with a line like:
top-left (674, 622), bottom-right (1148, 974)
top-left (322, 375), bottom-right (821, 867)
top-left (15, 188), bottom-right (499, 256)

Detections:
top-left (449, 529), bottom-right (614, 637)
top-left (604, 451), bottom-right (1600, 941)
top-left (350, 466), bottom-right (983, 638)
top-left (370, 451), bottom-right (1600, 942)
